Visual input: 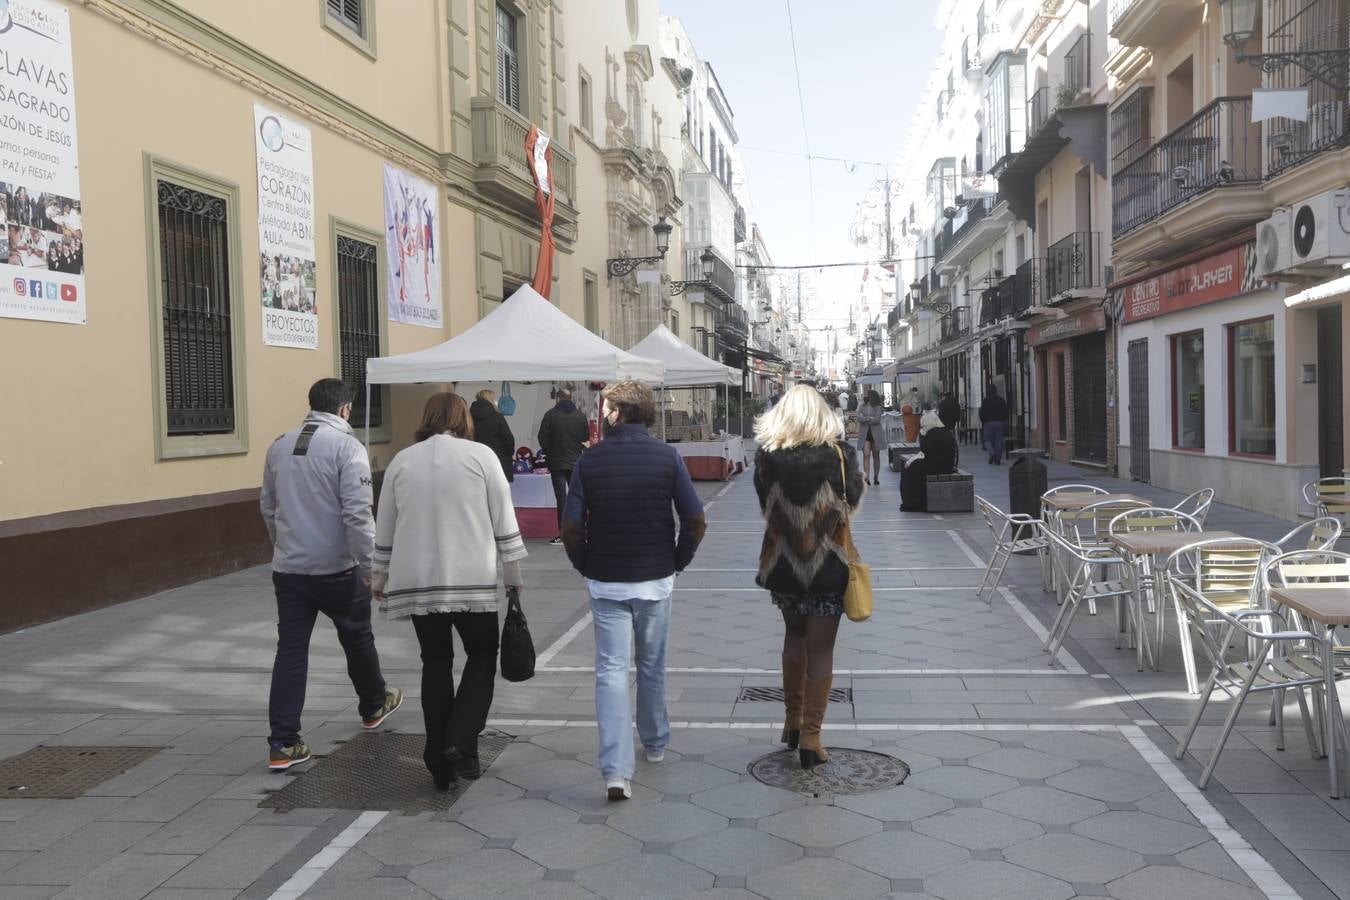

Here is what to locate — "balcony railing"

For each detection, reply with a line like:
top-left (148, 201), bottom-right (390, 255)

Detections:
top-left (1012, 257), bottom-right (1043, 317)
top-left (887, 301), bottom-right (905, 331)
top-left (937, 196), bottom-right (996, 263)
top-left (1111, 96), bottom-right (1259, 237)
top-left (1028, 85), bottom-right (1053, 139)
top-left (1265, 0), bottom-right (1350, 177)
top-left (470, 97), bottom-right (577, 216)
top-left (979, 276), bottom-right (1015, 326)
top-left (1063, 32), bottom-right (1089, 98)
top-left (940, 306), bottom-right (970, 343)
top-left (1045, 232), bottom-right (1103, 300)
top-left (685, 247), bottom-right (737, 303)
top-left (1108, 0), bottom-right (1140, 31)
top-left (734, 205), bottom-right (748, 244)
top-left (714, 303), bottom-right (748, 343)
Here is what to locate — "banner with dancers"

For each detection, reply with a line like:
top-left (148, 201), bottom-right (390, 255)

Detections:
top-left (382, 164), bottom-right (442, 328)
top-left (0, 0), bottom-right (87, 327)
top-left (254, 104), bottom-right (318, 349)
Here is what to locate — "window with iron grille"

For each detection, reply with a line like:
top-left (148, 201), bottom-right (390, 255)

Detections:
top-left (337, 235), bottom-right (382, 429)
top-left (326, 0), bottom-right (364, 35)
top-left (496, 4), bottom-right (521, 113)
top-left (1110, 87), bottom-right (1152, 174)
top-left (158, 180), bottom-right (235, 436)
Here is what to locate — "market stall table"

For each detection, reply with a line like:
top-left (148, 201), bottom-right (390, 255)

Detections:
top-left (1109, 530), bottom-right (1245, 683)
top-left (510, 473), bottom-right (559, 539)
top-left (673, 437), bottom-right (744, 481)
top-left (1268, 585), bottom-right (1350, 798)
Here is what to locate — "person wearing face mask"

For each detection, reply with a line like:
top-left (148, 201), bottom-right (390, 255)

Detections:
top-left (560, 378), bottom-right (707, 802)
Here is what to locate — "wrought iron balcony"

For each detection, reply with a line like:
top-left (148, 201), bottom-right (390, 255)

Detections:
top-left (887, 301), bottom-right (905, 331)
top-left (1064, 32), bottom-right (1090, 98)
top-left (1265, 0), bottom-right (1350, 177)
top-left (734, 205), bottom-right (748, 244)
top-left (940, 306), bottom-right (970, 343)
top-left (714, 303), bottom-right (748, 343)
top-left (684, 247), bottom-right (737, 304)
top-left (1111, 96), bottom-right (1260, 237)
top-left (1028, 85), bottom-right (1054, 140)
top-left (1012, 257), bottom-right (1044, 317)
top-left (979, 276), bottom-right (1015, 326)
top-left (1045, 232), bottom-right (1103, 301)
top-left (470, 97), bottom-right (577, 227)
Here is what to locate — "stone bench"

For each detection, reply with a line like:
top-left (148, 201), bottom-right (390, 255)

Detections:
top-left (927, 470), bottom-right (975, 513)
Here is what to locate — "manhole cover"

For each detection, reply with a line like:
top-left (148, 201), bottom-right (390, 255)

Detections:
top-left (748, 748), bottom-right (908, 795)
top-left (737, 686), bottom-right (852, 703)
top-left (0, 745), bottom-right (162, 799)
top-left (260, 730), bottom-right (513, 815)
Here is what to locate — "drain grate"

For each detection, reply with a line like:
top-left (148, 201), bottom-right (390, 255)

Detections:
top-left (737, 686), bottom-right (852, 703)
top-left (748, 748), bottom-right (908, 796)
top-left (0, 745), bottom-right (162, 799)
top-left (260, 730), bottom-right (513, 816)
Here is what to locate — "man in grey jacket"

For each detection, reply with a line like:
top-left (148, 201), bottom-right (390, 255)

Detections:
top-left (260, 378), bottom-right (402, 770)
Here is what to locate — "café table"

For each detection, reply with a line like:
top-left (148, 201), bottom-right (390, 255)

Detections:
top-left (1268, 585), bottom-right (1350, 799)
top-left (1109, 530), bottom-right (1244, 685)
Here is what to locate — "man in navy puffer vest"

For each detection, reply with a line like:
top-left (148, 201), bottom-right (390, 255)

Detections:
top-left (561, 378), bottom-right (706, 801)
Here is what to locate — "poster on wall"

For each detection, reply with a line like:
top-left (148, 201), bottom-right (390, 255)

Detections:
top-left (382, 163), bottom-right (441, 328)
top-left (0, 0), bottom-right (86, 326)
top-left (254, 104), bottom-right (317, 349)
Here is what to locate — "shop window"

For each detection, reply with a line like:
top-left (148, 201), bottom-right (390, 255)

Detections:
top-left (336, 231), bottom-right (384, 432)
top-left (1229, 318), bottom-right (1276, 457)
top-left (1172, 331), bottom-right (1205, 450)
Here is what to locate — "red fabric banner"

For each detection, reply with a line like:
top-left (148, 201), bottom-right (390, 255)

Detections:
top-left (525, 125), bottom-right (556, 298)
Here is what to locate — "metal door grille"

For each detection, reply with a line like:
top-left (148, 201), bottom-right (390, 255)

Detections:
top-left (159, 181), bottom-right (234, 435)
top-left (1128, 339), bottom-right (1150, 482)
top-left (738, 686), bottom-right (852, 703)
top-left (337, 235), bottom-right (382, 428)
top-left (1072, 335), bottom-right (1108, 463)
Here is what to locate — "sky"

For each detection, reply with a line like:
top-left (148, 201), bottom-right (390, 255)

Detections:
top-left (662, 0), bottom-right (942, 356)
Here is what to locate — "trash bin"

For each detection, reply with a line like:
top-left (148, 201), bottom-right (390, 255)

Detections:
top-left (1008, 448), bottom-right (1048, 520)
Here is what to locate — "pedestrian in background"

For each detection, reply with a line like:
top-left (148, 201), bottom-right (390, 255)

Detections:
top-left (753, 384), bottom-right (864, 769)
top-left (260, 378), bottom-right (403, 772)
top-left (470, 388), bottom-right (516, 482)
top-left (856, 389), bottom-right (885, 486)
top-left (372, 392), bottom-right (527, 790)
top-left (980, 384), bottom-right (1009, 465)
top-left (538, 387), bottom-right (590, 545)
top-left (899, 409), bottom-right (960, 512)
top-left (937, 390), bottom-right (962, 465)
top-left (562, 378), bottom-right (706, 802)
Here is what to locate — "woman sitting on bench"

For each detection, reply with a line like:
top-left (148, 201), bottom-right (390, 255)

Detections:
top-left (899, 410), bottom-right (959, 512)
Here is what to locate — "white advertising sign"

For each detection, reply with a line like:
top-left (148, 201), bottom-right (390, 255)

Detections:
top-left (383, 163), bottom-right (442, 328)
top-left (0, 0), bottom-right (86, 326)
top-left (254, 104), bottom-right (317, 349)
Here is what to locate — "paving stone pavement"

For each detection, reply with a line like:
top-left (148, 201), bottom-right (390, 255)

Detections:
top-left (2, 452), bottom-right (1350, 897)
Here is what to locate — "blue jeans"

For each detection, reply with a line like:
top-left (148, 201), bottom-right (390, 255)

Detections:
top-left (983, 421), bottom-right (1007, 463)
top-left (589, 592), bottom-right (672, 779)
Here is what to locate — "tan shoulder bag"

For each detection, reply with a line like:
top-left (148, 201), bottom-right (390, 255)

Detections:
top-left (834, 445), bottom-right (873, 623)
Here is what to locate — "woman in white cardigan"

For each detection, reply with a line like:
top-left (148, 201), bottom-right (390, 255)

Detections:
top-left (372, 392), bottom-right (527, 790)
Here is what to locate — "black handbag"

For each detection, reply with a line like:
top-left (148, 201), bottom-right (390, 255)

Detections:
top-left (499, 587), bottom-right (536, 682)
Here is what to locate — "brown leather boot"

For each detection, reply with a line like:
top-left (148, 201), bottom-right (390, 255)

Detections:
top-left (798, 674), bottom-right (833, 768)
top-left (780, 656), bottom-right (806, 749)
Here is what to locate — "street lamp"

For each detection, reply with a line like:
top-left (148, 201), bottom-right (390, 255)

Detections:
top-left (669, 249), bottom-right (718, 295)
top-left (606, 216), bottom-right (673, 279)
top-left (1219, 0), bottom-right (1349, 90)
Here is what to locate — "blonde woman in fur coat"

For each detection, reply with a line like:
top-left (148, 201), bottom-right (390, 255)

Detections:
top-left (752, 385), bottom-right (865, 768)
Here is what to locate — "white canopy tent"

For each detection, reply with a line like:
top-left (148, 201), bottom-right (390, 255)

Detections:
top-left (366, 284), bottom-right (664, 385)
top-left (628, 324), bottom-right (738, 387)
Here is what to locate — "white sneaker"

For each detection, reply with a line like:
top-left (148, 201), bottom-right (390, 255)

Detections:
top-left (605, 777), bottom-right (632, 801)
top-left (644, 748), bottom-right (665, 763)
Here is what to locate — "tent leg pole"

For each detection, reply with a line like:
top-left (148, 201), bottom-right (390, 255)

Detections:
top-left (364, 383), bottom-right (372, 452)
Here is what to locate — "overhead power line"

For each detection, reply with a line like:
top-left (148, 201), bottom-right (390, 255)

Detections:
top-left (784, 0), bottom-right (818, 255)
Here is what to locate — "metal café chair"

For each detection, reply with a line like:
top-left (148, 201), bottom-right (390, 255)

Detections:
top-left (1261, 550), bottom-right (1350, 753)
top-left (975, 496), bottom-right (1048, 606)
top-left (1041, 523), bottom-right (1140, 669)
top-left (1172, 488), bottom-right (1216, 528)
top-left (1165, 537), bottom-right (1278, 696)
top-left (1041, 484), bottom-right (1110, 593)
top-left (1170, 547), bottom-right (1330, 789)
top-left (1108, 507), bottom-right (1201, 625)
top-left (1275, 517), bottom-right (1344, 555)
top-left (1059, 498), bottom-right (1150, 617)
top-left (1305, 478), bottom-right (1350, 521)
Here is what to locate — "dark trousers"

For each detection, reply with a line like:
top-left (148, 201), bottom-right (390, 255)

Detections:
top-left (551, 468), bottom-right (573, 529)
top-left (983, 421), bottom-right (1007, 464)
top-left (412, 611), bottom-right (499, 771)
top-left (268, 569), bottom-right (387, 750)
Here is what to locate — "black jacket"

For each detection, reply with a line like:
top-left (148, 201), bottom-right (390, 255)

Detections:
top-left (920, 426), bottom-right (959, 474)
top-left (754, 441), bottom-right (864, 597)
top-left (470, 399), bottom-right (515, 482)
top-left (937, 396), bottom-right (961, 430)
top-left (560, 424), bottom-right (706, 582)
top-left (538, 401), bottom-right (589, 471)
top-left (979, 393), bottom-right (1009, 425)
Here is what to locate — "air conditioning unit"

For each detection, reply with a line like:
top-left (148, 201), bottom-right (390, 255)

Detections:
top-left (1254, 207), bottom-right (1291, 280)
top-left (1290, 188), bottom-right (1350, 268)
